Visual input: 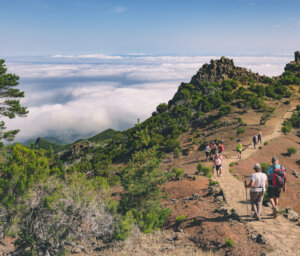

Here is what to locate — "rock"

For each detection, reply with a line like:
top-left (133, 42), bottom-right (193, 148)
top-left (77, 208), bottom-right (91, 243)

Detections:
top-left (292, 170), bottom-right (299, 178)
top-left (285, 206), bottom-right (292, 212)
top-left (298, 221), bottom-right (300, 226)
top-left (172, 199), bottom-right (178, 203)
top-left (284, 210), bottom-right (299, 222)
top-left (192, 193), bottom-right (201, 200)
top-left (210, 184), bottom-right (221, 194)
top-left (174, 233), bottom-right (183, 240)
top-left (71, 247), bottom-right (82, 254)
top-left (256, 234), bottom-right (266, 244)
top-left (214, 195), bottom-right (224, 202)
top-left (230, 209), bottom-right (240, 221)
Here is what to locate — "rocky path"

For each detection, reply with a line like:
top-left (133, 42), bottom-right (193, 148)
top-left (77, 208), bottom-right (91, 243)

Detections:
top-left (216, 108), bottom-right (300, 256)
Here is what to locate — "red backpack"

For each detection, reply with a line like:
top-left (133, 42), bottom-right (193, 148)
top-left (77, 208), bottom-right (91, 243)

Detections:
top-left (272, 166), bottom-right (286, 188)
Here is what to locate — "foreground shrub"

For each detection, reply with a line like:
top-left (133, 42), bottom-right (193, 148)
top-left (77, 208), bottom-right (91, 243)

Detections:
top-left (236, 127), bottom-right (245, 135)
top-left (171, 168), bottom-right (185, 179)
top-left (225, 238), bottom-right (235, 247)
top-left (175, 215), bottom-right (187, 223)
top-left (119, 147), bottom-right (171, 233)
top-left (15, 175), bottom-right (113, 255)
top-left (197, 163), bottom-right (212, 178)
top-left (287, 147), bottom-right (297, 156)
top-left (260, 163), bottom-right (269, 174)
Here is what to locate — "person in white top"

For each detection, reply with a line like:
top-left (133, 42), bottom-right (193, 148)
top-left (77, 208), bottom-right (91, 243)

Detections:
top-left (205, 145), bottom-right (210, 161)
top-left (245, 163), bottom-right (268, 220)
top-left (213, 154), bottom-right (223, 177)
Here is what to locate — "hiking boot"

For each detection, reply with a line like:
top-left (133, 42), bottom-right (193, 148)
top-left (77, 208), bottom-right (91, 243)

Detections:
top-left (273, 207), bottom-right (278, 218)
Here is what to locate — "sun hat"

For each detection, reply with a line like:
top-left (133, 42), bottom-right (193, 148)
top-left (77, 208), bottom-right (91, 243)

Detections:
top-left (253, 163), bottom-right (262, 171)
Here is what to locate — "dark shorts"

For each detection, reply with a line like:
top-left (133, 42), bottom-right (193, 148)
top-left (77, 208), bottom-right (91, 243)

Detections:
top-left (216, 165), bottom-right (222, 171)
top-left (205, 152), bottom-right (209, 157)
top-left (268, 187), bottom-right (281, 198)
top-left (237, 150), bottom-right (242, 154)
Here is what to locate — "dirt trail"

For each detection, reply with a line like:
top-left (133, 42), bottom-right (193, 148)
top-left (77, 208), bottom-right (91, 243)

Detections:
top-left (216, 108), bottom-right (300, 256)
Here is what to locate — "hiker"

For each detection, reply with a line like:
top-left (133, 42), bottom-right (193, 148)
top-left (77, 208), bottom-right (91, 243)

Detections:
top-left (218, 141), bottom-right (224, 156)
top-left (257, 131), bottom-right (262, 144)
top-left (205, 144), bottom-right (210, 161)
top-left (245, 163), bottom-right (268, 220)
top-left (210, 141), bottom-right (217, 160)
top-left (253, 134), bottom-right (258, 149)
top-left (267, 157), bottom-right (287, 218)
top-left (237, 140), bottom-right (242, 159)
top-left (213, 154), bottom-right (223, 177)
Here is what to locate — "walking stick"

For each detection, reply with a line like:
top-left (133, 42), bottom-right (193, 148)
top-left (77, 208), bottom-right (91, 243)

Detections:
top-left (244, 181), bottom-right (249, 216)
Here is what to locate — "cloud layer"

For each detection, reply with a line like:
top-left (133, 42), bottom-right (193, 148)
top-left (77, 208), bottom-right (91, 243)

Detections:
top-left (4, 54), bottom-right (293, 143)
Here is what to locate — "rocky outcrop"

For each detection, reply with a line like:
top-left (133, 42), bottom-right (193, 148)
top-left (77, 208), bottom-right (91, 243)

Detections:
top-left (190, 56), bottom-right (264, 86)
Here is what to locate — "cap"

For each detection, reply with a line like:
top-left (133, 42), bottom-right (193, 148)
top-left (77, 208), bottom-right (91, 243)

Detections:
top-left (272, 156), bottom-right (279, 164)
top-left (253, 163), bottom-right (262, 171)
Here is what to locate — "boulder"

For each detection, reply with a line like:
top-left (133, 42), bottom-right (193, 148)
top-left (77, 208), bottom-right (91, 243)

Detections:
top-left (284, 209), bottom-right (299, 222)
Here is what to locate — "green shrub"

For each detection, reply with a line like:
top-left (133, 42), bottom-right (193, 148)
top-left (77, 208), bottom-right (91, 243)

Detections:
top-left (230, 136), bottom-right (235, 141)
top-left (229, 162), bottom-right (235, 167)
top-left (113, 211), bottom-right (134, 241)
top-left (260, 163), bottom-right (269, 174)
top-left (259, 146), bottom-right (262, 149)
top-left (219, 105), bottom-right (233, 117)
top-left (172, 168), bottom-right (185, 179)
top-left (209, 179), bottom-right (219, 186)
top-left (287, 147), bottom-right (297, 155)
top-left (237, 127), bottom-right (245, 135)
top-left (213, 120), bottom-right (221, 128)
top-left (197, 163), bottom-right (212, 178)
top-left (173, 147), bottom-right (181, 158)
top-left (264, 141), bottom-right (268, 146)
top-left (229, 169), bottom-right (233, 173)
top-left (284, 100), bottom-right (290, 105)
top-left (281, 126), bottom-right (291, 134)
top-left (225, 238), bottom-right (235, 247)
top-left (175, 215), bottom-right (187, 223)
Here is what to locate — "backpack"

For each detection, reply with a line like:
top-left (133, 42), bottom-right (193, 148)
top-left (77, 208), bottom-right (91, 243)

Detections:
top-left (271, 166), bottom-right (286, 188)
top-left (218, 145), bottom-right (224, 152)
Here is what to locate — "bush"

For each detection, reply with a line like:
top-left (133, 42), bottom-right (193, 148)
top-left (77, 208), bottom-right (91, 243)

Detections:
top-left (259, 146), bottom-right (262, 149)
top-left (260, 163), bottom-right (269, 174)
top-left (229, 162), bottom-right (235, 167)
top-left (237, 127), bottom-right (245, 135)
top-left (281, 126), bottom-right (291, 134)
top-left (219, 105), bottom-right (233, 117)
top-left (225, 238), bottom-right (235, 247)
top-left (229, 169), bottom-right (233, 173)
top-left (287, 147), bottom-right (297, 155)
top-left (264, 141), bottom-right (268, 146)
top-left (230, 136), bottom-right (235, 141)
top-left (173, 147), bottom-right (181, 158)
top-left (209, 179), bottom-right (219, 186)
top-left (175, 215), bottom-right (187, 223)
top-left (172, 168), bottom-right (185, 179)
top-left (197, 163), bottom-right (212, 178)
top-left (15, 175), bottom-right (114, 255)
top-left (119, 147), bottom-right (171, 233)
top-left (213, 120), bottom-right (221, 128)
top-left (113, 211), bottom-right (134, 241)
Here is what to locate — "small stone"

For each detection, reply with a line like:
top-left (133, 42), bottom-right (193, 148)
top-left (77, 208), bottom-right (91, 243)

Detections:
top-left (284, 210), bottom-right (299, 221)
top-left (172, 199), bottom-right (178, 203)
top-left (214, 195), bottom-right (224, 202)
top-left (285, 206), bottom-right (292, 212)
top-left (71, 247), bottom-right (81, 254)
top-left (256, 234), bottom-right (266, 244)
top-left (192, 193), bottom-right (201, 200)
top-left (174, 233), bottom-right (183, 240)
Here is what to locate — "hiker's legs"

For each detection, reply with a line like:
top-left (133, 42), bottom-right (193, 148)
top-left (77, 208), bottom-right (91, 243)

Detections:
top-left (274, 197), bottom-right (279, 207)
top-left (256, 192), bottom-right (264, 216)
top-left (250, 192), bottom-right (259, 215)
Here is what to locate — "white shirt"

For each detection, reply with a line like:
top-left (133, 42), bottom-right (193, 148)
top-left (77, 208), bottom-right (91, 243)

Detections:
top-left (250, 172), bottom-right (268, 192)
top-left (205, 146), bottom-right (210, 152)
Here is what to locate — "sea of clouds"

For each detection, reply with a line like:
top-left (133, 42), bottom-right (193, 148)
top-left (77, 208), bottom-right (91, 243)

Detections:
top-left (3, 54), bottom-right (293, 143)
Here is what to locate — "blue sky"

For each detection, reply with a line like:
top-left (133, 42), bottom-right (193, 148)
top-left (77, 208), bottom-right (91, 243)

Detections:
top-left (1, 0), bottom-right (300, 56)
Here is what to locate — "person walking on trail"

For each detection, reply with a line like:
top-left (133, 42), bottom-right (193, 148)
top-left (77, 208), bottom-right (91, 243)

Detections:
top-left (218, 141), bottom-right (224, 157)
top-left (213, 154), bottom-right (223, 177)
top-left (210, 141), bottom-right (217, 160)
top-left (205, 144), bottom-right (210, 161)
top-left (245, 163), bottom-right (268, 220)
top-left (253, 134), bottom-right (258, 149)
top-left (237, 140), bottom-right (242, 159)
top-left (267, 156), bottom-right (287, 218)
top-left (257, 130), bottom-right (262, 144)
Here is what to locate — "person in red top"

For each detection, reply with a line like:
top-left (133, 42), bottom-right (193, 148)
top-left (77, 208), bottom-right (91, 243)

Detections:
top-left (218, 141), bottom-right (224, 156)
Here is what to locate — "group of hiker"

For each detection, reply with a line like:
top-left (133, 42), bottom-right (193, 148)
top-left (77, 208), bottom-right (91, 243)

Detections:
top-left (205, 140), bottom-right (224, 177)
top-left (245, 157), bottom-right (287, 220)
top-left (252, 130), bottom-right (263, 149)
top-left (203, 130), bottom-right (287, 220)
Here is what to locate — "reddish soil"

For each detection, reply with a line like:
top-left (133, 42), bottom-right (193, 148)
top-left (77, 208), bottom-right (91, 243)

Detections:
top-left (162, 178), bottom-right (267, 256)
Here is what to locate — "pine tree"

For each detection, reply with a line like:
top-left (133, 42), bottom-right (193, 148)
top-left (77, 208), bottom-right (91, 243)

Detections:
top-left (0, 59), bottom-right (28, 141)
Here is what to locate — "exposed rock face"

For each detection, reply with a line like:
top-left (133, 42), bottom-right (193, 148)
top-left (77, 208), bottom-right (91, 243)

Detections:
top-left (295, 51), bottom-right (300, 63)
top-left (190, 56), bottom-right (264, 85)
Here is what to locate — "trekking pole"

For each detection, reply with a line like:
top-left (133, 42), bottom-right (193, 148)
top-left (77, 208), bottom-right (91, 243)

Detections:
top-left (244, 181), bottom-right (249, 217)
